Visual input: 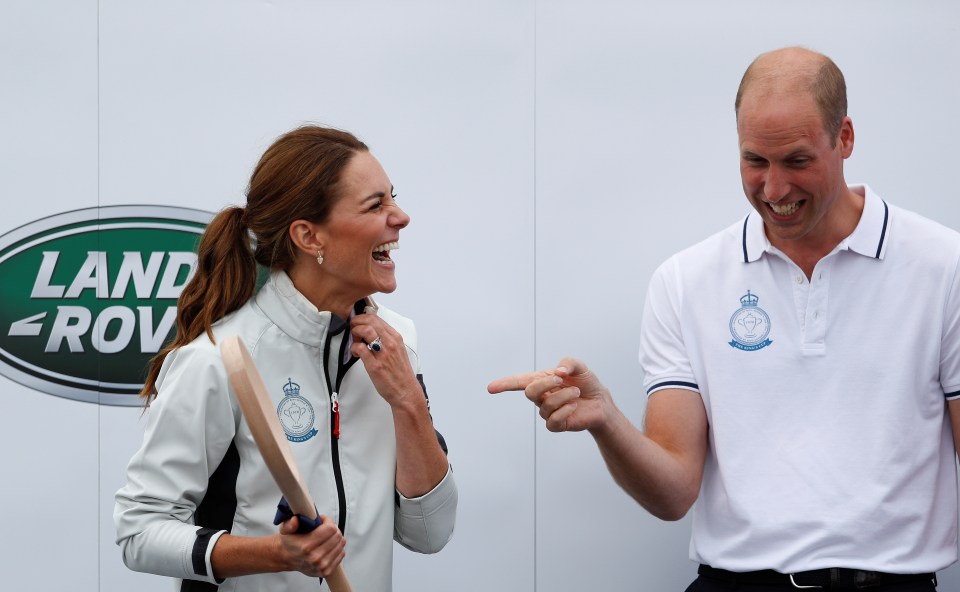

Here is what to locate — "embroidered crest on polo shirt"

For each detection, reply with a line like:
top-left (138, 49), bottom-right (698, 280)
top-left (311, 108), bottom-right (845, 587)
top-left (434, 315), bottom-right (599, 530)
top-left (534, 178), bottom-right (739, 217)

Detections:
top-left (277, 378), bottom-right (318, 443)
top-left (728, 290), bottom-right (773, 351)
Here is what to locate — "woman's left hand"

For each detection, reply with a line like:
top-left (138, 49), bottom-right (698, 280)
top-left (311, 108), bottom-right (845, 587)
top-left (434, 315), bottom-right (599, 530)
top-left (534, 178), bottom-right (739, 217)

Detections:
top-left (350, 312), bottom-right (422, 408)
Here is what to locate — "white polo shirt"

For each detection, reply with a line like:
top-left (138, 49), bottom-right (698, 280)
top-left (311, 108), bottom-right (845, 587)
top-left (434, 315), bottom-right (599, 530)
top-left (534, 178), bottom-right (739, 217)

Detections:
top-left (640, 185), bottom-right (960, 574)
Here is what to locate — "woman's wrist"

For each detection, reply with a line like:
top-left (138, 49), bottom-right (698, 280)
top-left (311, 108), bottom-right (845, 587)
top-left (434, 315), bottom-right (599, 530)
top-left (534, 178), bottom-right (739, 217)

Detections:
top-left (389, 388), bottom-right (429, 415)
top-left (211, 533), bottom-right (288, 579)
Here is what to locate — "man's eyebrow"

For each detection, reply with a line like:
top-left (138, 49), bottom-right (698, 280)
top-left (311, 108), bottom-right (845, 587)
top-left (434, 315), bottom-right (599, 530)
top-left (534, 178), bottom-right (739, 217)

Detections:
top-left (780, 149), bottom-right (815, 161)
top-left (739, 149), bottom-right (811, 159)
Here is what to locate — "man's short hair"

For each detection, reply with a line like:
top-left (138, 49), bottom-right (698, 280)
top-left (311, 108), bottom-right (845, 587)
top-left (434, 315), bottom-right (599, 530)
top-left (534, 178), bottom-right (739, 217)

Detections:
top-left (735, 50), bottom-right (848, 145)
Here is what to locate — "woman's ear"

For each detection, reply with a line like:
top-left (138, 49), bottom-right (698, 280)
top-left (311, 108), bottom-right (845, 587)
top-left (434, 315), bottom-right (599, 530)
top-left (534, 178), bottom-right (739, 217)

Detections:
top-left (288, 219), bottom-right (326, 257)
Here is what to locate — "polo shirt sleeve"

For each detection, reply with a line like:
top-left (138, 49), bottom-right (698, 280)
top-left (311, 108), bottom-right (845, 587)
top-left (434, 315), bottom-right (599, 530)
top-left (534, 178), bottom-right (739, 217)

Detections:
top-left (940, 252), bottom-right (960, 400)
top-left (640, 257), bottom-right (700, 397)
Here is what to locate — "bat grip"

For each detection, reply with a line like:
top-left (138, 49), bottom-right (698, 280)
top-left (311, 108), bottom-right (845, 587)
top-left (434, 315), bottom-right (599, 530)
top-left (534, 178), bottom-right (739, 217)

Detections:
top-left (273, 497), bottom-right (353, 591)
top-left (273, 497), bottom-right (323, 532)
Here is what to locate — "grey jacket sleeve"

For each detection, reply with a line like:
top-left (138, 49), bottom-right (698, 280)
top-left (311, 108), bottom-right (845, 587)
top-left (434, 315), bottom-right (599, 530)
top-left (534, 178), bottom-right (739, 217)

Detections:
top-left (379, 307), bottom-right (458, 553)
top-left (113, 345), bottom-right (236, 584)
top-left (394, 465), bottom-right (458, 554)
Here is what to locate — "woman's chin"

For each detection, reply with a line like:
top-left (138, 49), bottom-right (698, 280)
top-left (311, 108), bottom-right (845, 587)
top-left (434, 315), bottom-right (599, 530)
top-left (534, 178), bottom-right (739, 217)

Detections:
top-left (377, 282), bottom-right (398, 295)
top-left (371, 275), bottom-right (398, 295)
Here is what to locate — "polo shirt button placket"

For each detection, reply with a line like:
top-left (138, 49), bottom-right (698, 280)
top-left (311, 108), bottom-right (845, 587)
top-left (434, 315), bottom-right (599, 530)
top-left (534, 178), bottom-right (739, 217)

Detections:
top-left (804, 261), bottom-right (831, 352)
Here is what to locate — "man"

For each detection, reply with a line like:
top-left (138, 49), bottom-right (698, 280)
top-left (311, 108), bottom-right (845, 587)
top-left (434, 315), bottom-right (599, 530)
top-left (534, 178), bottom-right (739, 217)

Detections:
top-left (489, 47), bottom-right (960, 591)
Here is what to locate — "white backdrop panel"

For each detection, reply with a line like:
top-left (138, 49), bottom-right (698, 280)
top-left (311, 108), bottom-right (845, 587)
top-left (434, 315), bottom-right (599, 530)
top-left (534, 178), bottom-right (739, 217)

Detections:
top-left (534, 1), bottom-right (960, 590)
top-left (2, 1), bottom-right (959, 591)
top-left (96, 1), bottom-right (535, 591)
top-left (0, 0), bottom-right (99, 589)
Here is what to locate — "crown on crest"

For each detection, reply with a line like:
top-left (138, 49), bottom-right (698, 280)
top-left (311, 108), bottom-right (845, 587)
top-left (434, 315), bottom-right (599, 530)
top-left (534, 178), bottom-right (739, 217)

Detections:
top-left (283, 378), bottom-right (300, 396)
top-left (740, 290), bottom-right (759, 307)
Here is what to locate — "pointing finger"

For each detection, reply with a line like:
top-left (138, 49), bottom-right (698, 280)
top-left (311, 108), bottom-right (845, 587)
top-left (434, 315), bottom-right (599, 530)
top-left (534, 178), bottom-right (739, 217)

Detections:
top-left (488, 371), bottom-right (553, 394)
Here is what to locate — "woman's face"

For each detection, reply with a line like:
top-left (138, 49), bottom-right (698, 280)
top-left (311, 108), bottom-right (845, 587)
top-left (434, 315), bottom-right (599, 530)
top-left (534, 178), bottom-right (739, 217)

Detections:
top-left (314, 151), bottom-right (410, 301)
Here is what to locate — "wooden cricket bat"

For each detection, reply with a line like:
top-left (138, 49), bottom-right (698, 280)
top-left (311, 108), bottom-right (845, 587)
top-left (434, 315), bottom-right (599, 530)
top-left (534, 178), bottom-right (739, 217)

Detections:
top-left (221, 335), bottom-right (352, 592)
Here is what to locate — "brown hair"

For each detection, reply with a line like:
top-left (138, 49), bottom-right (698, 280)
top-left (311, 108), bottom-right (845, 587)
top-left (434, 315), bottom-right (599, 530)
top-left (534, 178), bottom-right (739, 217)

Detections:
top-left (141, 125), bottom-right (368, 401)
top-left (735, 49), bottom-right (847, 146)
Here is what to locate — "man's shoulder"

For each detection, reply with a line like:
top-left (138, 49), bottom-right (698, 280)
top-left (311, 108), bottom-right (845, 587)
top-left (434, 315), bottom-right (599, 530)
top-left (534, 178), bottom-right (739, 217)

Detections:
top-left (883, 202), bottom-right (960, 272)
top-left (889, 202), bottom-right (960, 243)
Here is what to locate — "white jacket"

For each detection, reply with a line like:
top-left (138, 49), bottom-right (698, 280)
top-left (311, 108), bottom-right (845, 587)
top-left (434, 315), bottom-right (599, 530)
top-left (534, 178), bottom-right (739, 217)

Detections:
top-left (115, 271), bottom-right (457, 591)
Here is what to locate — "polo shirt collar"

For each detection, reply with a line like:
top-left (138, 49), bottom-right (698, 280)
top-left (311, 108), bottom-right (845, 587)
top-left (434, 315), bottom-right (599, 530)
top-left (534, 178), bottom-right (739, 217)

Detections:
top-left (844, 184), bottom-right (890, 259)
top-left (740, 184), bottom-right (890, 263)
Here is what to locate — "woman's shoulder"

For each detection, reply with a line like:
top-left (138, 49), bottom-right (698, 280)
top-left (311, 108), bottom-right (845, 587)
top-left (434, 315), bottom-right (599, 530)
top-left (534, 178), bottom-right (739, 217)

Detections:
top-left (163, 299), bottom-right (272, 370)
top-left (151, 301), bottom-right (271, 409)
top-left (211, 298), bottom-right (273, 343)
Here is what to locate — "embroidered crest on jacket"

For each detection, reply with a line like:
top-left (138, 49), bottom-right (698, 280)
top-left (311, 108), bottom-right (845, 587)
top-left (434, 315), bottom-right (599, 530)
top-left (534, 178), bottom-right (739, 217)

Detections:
top-left (277, 378), bottom-right (318, 442)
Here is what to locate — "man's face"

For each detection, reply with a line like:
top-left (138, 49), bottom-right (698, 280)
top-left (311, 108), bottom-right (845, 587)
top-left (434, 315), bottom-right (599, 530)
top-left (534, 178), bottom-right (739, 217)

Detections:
top-left (737, 91), bottom-right (853, 249)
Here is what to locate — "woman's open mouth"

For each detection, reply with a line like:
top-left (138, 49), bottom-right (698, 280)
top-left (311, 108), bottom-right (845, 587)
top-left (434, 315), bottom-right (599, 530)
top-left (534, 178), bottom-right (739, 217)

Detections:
top-left (372, 241), bottom-right (398, 263)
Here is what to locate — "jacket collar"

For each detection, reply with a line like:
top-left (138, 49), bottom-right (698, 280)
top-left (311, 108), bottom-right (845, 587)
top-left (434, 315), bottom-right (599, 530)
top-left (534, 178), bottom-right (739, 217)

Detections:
top-left (254, 270), bottom-right (359, 347)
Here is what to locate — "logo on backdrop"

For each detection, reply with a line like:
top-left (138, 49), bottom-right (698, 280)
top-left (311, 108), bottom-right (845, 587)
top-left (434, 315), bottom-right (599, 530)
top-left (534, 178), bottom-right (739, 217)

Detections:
top-left (277, 378), bottom-right (317, 443)
top-left (728, 290), bottom-right (773, 351)
top-left (0, 206), bottom-right (213, 406)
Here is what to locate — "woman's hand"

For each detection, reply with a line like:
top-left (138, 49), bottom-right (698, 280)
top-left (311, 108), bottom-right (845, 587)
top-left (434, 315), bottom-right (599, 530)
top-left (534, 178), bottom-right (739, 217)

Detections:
top-left (350, 309), bottom-right (449, 497)
top-left (349, 313), bottom-right (422, 408)
top-left (277, 515), bottom-right (346, 578)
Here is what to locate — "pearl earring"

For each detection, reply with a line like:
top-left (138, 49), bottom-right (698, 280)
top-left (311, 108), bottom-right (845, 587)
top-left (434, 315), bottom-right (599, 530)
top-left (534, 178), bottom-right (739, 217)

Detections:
top-left (316, 251), bottom-right (324, 266)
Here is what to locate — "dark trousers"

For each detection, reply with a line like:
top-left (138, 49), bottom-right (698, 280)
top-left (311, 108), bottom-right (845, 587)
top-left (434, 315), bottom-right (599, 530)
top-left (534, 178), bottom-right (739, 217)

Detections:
top-left (685, 576), bottom-right (937, 591)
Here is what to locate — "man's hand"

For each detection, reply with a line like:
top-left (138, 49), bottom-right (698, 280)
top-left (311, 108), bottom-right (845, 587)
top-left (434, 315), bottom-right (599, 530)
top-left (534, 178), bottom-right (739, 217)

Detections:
top-left (488, 357), bottom-right (612, 433)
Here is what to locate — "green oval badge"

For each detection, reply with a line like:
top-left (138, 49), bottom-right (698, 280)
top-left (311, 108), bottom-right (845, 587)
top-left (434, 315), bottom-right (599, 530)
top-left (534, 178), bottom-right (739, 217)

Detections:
top-left (0, 206), bottom-right (212, 405)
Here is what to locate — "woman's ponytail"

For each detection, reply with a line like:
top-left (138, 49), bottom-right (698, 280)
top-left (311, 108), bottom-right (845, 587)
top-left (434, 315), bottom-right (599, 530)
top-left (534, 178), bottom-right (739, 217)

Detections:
top-left (140, 206), bottom-right (255, 401)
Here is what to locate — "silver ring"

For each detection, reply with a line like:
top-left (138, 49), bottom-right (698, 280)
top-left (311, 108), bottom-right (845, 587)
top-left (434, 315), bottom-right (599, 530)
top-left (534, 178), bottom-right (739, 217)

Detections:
top-left (367, 337), bottom-right (383, 353)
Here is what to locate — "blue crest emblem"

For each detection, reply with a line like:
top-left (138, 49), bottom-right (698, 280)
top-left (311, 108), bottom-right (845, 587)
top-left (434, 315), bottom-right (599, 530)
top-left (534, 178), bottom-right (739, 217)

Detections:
top-left (728, 290), bottom-right (773, 351)
top-left (277, 378), bottom-right (318, 443)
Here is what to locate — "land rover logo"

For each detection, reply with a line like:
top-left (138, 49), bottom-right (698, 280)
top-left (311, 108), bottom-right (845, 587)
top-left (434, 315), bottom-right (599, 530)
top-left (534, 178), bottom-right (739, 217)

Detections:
top-left (0, 206), bottom-right (213, 406)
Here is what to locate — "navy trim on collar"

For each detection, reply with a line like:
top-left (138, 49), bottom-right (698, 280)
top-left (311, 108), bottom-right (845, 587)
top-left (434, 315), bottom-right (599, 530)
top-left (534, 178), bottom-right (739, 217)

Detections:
top-left (739, 186), bottom-right (890, 263)
top-left (875, 199), bottom-right (889, 259)
top-left (742, 215), bottom-right (750, 263)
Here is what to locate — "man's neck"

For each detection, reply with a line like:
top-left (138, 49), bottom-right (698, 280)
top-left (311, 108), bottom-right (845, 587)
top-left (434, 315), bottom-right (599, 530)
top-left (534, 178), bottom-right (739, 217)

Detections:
top-left (768, 186), bottom-right (865, 279)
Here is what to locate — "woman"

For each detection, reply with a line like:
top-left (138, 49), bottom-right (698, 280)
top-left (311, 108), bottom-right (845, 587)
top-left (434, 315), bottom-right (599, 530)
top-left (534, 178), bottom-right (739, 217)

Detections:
top-left (115, 126), bottom-right (457, 592)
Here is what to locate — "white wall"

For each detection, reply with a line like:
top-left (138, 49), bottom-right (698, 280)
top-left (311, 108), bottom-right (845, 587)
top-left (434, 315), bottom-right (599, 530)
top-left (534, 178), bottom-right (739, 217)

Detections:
top-left (1, 1), bottom-right (959, 590)
top-left (1, 0), bottom-right (100, 589)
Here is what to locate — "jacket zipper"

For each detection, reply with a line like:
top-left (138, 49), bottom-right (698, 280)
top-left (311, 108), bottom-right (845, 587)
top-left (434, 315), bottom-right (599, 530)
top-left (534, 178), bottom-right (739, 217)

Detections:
top-left (330, 392), bottom-right (340, 439)
top-left (321, 329), bottom-right (353, 537)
